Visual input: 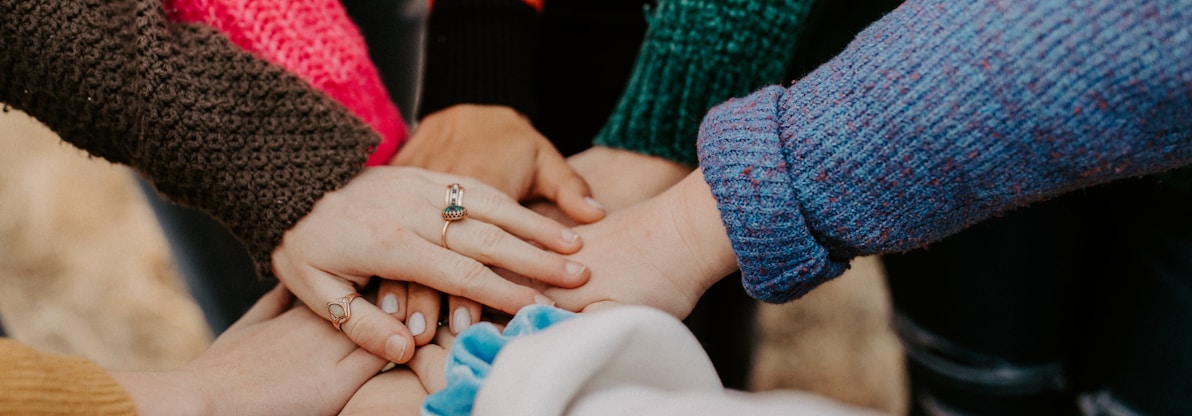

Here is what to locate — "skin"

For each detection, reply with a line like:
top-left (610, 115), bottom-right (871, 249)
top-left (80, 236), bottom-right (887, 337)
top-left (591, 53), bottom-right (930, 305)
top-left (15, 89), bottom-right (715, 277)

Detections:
top-left (271, 167), bottom-right (589, 364)
top-left (377, 104), bottom-right (612, 345)
top-left (111, 285), bottom-right (387, 416)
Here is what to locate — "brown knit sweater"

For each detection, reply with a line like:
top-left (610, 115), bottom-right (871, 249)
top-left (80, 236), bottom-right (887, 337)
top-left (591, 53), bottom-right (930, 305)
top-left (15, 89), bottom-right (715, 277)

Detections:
top-left (0, 0), bottom-right (379, 279)
top-left (1, 0), bottom-right (379, 410)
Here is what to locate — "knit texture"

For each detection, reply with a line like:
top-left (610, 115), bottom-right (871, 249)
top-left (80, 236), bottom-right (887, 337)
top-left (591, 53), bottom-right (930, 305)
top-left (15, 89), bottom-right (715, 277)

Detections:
top-left (698, 0), bottom-right (1192, 302)
top-left (593, 0), bottom-right (812, 165)
top-left (163, 0), bottom-right (407, 166)
top-left (0, 340), bottom-right (136, 415)
top-left (419, 0), bottom-right (541, 120)
top-left (0, 0), bottom-right (379, 280)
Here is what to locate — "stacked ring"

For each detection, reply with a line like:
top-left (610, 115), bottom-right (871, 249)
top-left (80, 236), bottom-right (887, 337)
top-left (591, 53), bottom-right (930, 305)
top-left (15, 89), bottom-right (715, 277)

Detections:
top-left (441, 183), bottom-right (467, 249)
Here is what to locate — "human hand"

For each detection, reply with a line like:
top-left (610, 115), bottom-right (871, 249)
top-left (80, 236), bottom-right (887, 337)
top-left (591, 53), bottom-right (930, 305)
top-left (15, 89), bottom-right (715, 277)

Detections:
top-left (271, 167), bottom-right (589, 364)
top-left (540, 170), bottom-right (739, 318)
top-left (113, 285), bottom-right (387, 416)
top-left (530, 146), bottom-right (692, 225)
top-left (393, 104), bottom-right (605, 223)
top-left (339, 368), bottom-right (428, 416)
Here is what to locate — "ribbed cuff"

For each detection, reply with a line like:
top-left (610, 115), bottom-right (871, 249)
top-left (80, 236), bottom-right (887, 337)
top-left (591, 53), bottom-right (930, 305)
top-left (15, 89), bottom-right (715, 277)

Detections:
top-left (594, 0), bottom-right (813, 165)
top-left (697, 87), bottom-right (848, 303)
top-left (419, 0), bottom-right (540, 120)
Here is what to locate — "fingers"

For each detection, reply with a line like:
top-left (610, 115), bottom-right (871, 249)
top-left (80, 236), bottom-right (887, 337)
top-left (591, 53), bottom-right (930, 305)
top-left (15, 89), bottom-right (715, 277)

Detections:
top-left (442, 219), bottom-right (590, 289)
top-left (379, 235), bottom-right (554, 315)
top-left (377, 280), bottom-right (407, 317)
top-left (447, 295), bottom-right (482, 335)
top-left (534, 153), bottom-right (606, 224)
top-left (292, 268), bottom-right (416, 364)
top-left (405, 283), bottom-right (440, 346)
top-left (228, 283), bottom-right (289, 329)
top-left (408, 341), bottom-right (452, 394)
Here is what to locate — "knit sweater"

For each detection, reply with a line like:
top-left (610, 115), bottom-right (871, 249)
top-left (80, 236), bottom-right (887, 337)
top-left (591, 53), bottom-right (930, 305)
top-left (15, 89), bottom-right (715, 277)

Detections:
top-left (698, 0), bottom-right (1192, 303)
top-left (421, 0), bottom-right (812, 166)
top-left (0, 0), bottom-right (377, 284)
top-left (592, 0), bottom-right (813, 165)
top-left (0, 340), bottom-right (136, 414)
top-left (163, 0), bottom-right (408, 166)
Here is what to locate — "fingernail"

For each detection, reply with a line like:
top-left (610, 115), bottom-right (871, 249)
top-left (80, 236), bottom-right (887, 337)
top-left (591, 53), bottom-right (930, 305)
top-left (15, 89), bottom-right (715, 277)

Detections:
top-left (584, 196), bottom-right (605, 210)
top-left (534, 294), bottom-right (556, 306)
top-left (381, 294), bottom-right (399, 314)
top-left (562, 229), bottom-right (580, 243)
top-left (566, 261), bottom-right (586, 276)
top-left (408, 312), bottom-right (427, 336)
top-left (385, 335), bottom-right (407, 362)
top-left (452, 308), bottom-right (471, 334)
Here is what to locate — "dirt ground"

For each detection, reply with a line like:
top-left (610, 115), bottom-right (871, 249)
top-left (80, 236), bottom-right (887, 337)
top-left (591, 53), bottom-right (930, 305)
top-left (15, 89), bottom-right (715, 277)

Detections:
top-left (0, 108), bottom-right (906, 414)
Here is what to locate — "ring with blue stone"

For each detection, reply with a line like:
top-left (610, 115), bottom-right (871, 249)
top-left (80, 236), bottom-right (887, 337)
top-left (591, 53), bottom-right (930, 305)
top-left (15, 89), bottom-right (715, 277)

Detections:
top-left (442, 204), bottom-right (467, 221)
top-left (441, 184), bottom-right (467, 249)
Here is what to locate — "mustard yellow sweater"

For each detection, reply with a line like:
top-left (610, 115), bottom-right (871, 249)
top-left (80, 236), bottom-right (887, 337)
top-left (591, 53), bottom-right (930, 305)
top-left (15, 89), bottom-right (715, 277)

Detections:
top-left (0, 339), bottom-right (135, 414)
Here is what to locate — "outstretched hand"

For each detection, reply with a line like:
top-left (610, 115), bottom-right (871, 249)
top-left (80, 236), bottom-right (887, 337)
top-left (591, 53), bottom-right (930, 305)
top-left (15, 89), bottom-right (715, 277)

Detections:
top-left (540, 170), bottom-right (739, 318)
top-left (113, 285), bottom-right (387, 415)
top-left (393, 104), bottom-right (605, 223)
top-left (271, 167), bottom-right (589, 364)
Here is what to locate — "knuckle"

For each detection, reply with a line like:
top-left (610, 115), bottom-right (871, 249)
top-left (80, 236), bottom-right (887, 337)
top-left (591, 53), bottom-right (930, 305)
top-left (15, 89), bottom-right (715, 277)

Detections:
top-left (474, 225), bottom-right (505, 256)
top-left (449, 258), bottom-right (491, 299)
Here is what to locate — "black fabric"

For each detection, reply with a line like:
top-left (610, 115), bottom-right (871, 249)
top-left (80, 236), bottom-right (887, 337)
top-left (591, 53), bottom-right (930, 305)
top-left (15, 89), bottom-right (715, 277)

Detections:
top-left (419, 0), bottom-right (541, 120)
top-left (886, 178), bottom-right (1192, 415)
top-left (341, 0), bottom-right (428, 124)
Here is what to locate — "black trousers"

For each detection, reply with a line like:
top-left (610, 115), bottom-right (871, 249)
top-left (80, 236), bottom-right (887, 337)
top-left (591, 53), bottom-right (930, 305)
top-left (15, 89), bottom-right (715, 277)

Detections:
top-left (885, 178), bottom-right (1192, 415)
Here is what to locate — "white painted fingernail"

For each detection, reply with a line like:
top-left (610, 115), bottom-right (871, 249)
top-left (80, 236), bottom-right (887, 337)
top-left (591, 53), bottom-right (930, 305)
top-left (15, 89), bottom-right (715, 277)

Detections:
top-left (562, 229), bottom-right (580, 243)
top-left (566, 261), bottom-right (586, 276)
top-left (584, 196), bottom-right (605, 210)
top-left (534, 294), bottom-right (556, 306)
top-left (408, 312), bottom-right (427, 336)
top-left (452, 308), bottom-right (471, 334)
top-left (381, 294), bottom-right (399, 314)
top-left (385, 335), bottom-right (407, 362)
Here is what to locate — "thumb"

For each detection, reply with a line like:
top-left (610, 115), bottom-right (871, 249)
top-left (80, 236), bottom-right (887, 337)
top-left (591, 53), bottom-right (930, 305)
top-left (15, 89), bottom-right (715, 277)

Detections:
top-left (534, 153), bottom-right (605, 224)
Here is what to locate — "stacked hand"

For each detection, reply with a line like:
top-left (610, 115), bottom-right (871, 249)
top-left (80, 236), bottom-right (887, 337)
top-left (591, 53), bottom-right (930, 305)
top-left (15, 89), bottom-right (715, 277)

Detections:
top-left (271, 166), bottom-right (591, 364)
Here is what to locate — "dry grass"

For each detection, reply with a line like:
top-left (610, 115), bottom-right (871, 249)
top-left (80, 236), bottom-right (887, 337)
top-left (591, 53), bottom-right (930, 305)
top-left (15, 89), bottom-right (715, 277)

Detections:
top-left (0, 108), bottom-right (904, 413)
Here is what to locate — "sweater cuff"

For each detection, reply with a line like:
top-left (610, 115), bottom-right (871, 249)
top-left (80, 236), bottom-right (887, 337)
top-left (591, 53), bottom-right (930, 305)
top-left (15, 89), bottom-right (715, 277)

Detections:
top-left (419, 0), bottom-right (540, 120)
top-left (697, 86), bottom-right (849, 303)
top-left (594, 0), bottom-right (812, 165)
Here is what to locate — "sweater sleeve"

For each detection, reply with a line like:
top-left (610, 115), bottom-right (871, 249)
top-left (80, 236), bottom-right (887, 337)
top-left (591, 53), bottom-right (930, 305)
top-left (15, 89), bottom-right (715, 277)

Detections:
top-left (697, 0), bottom-right (1192, 302)
top-left (0, 0), bottom-right (379, 279)
top-left (418, 0), bottom-right (541, 120)
top-left (592, 0), bottom-right (815, 166)
top-left (0, 340), bottom-right (136, 415)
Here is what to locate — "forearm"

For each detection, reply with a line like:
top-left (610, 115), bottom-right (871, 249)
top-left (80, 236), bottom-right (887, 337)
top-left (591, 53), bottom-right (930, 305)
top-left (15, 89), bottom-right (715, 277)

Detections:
top-left (111, 371), bottom-right (209, 416)
top-left (0, 0), bottom-right (378, 278)
top-left (593, 0), bottom-right (815, 165)
top-left (699, 0), bottom-right (1192, 302)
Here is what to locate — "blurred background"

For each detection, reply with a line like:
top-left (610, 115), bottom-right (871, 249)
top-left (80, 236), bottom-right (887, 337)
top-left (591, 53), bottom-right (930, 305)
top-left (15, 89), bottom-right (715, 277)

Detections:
top-left (0, 106), bottom-right (906, 413)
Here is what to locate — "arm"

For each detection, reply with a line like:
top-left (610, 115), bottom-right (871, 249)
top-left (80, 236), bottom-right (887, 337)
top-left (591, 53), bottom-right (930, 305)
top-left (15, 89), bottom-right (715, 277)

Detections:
top-left (0, 0), bottom-right (376, 281)
top-left (395, 0), bottom-right (603, 221)
top-left (698, 0), bottom-right (1192, 302)
top-left (1, 0), bottom-right (587, 364)
top-left (2, 286), bottom-right (386, 415)
top-left (568, 0), bottom-right (816, 212)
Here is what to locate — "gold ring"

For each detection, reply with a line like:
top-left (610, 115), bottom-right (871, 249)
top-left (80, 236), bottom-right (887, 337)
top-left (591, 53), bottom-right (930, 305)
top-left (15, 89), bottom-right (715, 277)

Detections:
top-left (327, 293), bottom-right (362, 331)
top-left (443, 183), bottom-right (467, 221)
top-left (441, 220), bottom-right (452, 249)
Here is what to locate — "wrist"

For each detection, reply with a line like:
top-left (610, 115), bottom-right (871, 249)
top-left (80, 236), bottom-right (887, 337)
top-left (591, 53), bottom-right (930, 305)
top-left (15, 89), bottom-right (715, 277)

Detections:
top-left (111, 370), bottom-right (211, 416)
top-left (655, 170), bottom-right (738, 295)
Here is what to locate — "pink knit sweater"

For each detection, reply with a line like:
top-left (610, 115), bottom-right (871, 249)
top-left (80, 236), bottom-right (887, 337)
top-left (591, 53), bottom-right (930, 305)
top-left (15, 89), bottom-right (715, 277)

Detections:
top-left (164, 0), bottom-right (407, 165)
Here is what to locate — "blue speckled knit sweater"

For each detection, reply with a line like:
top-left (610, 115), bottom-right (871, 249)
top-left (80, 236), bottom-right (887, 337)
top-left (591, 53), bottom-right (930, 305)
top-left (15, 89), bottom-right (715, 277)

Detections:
top-left (697, 0), bottom-right (1192, 303)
